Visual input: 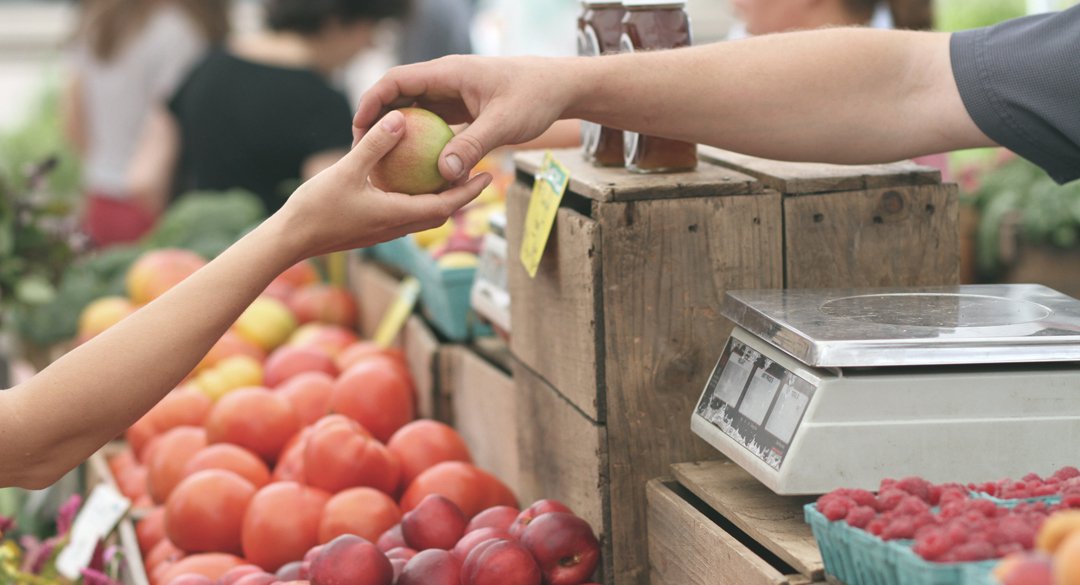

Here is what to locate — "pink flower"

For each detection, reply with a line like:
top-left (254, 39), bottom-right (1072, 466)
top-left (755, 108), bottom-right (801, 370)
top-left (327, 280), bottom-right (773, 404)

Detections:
top-left (0, 515), bottom-right (14, 535)
top-left (57, 494), bottom-right (82, 537)
top-left (81, 567), bottom-right (123, 585)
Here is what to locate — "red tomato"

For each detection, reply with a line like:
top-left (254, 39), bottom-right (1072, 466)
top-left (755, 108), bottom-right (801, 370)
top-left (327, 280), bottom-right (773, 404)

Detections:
top-left (330, 359), bottom-right (414, 442)
top-left (166, 470), bottom-right (256, 555)
top-left (147, 427), bottom-right (208, 504)
top-left (242, 482), bottom-right (330, 572)
top-left (303, 416), bottom-right (400, 495)
top-left (205, 388), bottom-right (299, 464)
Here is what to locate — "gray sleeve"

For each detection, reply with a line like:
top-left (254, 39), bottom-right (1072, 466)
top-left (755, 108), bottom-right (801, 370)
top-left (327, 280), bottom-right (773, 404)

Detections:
top-left (399, 0), bottom-right (474, 64)
top-left (950, 5), bottom-right (1080, 184)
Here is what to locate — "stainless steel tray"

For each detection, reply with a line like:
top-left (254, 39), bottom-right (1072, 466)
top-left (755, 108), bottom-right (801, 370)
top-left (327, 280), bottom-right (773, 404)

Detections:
top-left (722, 284), bottom-right (1080, 367)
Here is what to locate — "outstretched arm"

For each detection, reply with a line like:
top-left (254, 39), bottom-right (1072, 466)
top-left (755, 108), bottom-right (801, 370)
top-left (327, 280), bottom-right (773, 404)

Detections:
top-left (354, 28), bottom-right (994, 182)
top-left (0, 110), bottom-right (492, 489)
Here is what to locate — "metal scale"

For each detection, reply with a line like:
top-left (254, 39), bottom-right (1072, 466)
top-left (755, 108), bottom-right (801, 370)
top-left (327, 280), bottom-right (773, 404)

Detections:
top-left (691, 284), bottom-right (1080, 495)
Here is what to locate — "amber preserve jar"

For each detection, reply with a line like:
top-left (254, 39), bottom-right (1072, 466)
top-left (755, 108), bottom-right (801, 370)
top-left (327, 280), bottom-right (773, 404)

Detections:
top-left (578, 1), bottom-right (627, 166)
top-left (620, 0), bottom-right (698, 173)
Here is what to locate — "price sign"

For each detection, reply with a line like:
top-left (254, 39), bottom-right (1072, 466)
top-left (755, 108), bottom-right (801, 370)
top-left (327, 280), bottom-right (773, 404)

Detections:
top-left (56, 484), bottom-right (130, 579)
top-left (519, 152), bottom-right (570, 278)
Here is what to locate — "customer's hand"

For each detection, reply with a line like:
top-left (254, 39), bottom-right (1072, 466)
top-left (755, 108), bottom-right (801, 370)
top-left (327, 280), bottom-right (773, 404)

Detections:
top-left (352, 56), bottom-right (575, 183)
top-left (279, 109), bottom-right (492, 260)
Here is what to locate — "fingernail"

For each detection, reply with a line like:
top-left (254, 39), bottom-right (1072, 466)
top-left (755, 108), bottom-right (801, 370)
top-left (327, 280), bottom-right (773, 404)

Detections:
top-left (380, 110), bottom-right (404, 132)
top-left (445, 154), bottom-right (463, 178)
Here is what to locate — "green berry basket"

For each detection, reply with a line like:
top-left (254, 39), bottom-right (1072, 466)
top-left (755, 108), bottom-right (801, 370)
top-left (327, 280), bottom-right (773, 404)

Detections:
top-left (365, 238), bottom-right (492, 341)
top-left (967, 492), bottom-right (1062, 509)
top-left (806, 504), bottom-right (1001, 585)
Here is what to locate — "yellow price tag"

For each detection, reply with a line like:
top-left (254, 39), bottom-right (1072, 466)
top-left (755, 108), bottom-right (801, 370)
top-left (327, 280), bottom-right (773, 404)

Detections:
top-left (373, 276), bottom-right (421, 348)
top-left (520, 152), bottom-right (570, 278)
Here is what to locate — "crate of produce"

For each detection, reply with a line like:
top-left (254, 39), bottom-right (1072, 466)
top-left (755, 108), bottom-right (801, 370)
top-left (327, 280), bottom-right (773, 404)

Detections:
top-left (648, 460), bottom-right (826, 585)
top-left (507, 148), bottom-right (956, 585)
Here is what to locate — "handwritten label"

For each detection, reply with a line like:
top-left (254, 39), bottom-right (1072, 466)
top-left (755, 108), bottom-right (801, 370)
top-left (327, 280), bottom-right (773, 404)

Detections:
top-left (373, 276), bottom-right (421, 348)
top-left (56, 484), bottom-right (130, 579)
top-left (519, 152), bottom-right (570, 278)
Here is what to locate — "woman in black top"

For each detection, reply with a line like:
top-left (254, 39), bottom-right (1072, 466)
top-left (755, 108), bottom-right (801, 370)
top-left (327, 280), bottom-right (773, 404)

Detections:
top-left (129, 0), bottom-right (408, 215)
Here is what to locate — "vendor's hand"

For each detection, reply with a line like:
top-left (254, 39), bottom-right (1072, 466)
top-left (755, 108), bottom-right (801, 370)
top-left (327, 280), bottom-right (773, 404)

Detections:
top-left (352, 55), bottom-right (575, 183)
top-left (278, 109), bottom-right (492, 260)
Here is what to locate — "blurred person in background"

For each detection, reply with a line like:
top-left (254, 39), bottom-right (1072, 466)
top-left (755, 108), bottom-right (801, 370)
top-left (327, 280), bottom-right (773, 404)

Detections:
top-left (398, 0), bottom-right (473, 65)
top-left (128, 0), bottom-right (408, 216)
top-left (64, 0), bottom-right (229, 247)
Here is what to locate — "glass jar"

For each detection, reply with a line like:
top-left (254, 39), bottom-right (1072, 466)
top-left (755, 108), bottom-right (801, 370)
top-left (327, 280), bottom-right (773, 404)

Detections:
top-left (577, 1), bottom-right (627, 166)
top-left (620, 0), bottom-right (698, 173)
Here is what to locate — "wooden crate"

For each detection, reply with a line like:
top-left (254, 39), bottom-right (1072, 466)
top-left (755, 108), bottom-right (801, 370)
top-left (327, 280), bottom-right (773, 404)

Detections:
top-left (438, 340), bottom-right (521, 497)
top-left (648, 460), bottom-right (825, 585)
top-left (505, 148), bottom-right (958, 585)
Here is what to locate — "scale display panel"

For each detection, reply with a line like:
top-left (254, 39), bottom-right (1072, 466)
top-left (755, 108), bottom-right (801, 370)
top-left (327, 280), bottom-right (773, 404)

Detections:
top-left (695, 337), bottom-right (816, 471)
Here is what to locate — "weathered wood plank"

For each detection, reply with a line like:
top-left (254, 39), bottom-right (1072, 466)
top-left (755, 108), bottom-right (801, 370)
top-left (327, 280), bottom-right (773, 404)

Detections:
top-left (699, 146), bottom-right (941, 195)
top-left (598, 191), bottom-right (785, 585)
top-left (402, 315), bottom-right (440, 421)
top-left (514, 148), bottom-right (762, 202)
top-left (647, 479), bottom-right (792, 585)
top-left (512, 360), bottom-right (607, 563)
top-left (672, 460), bottom-right (824, 581)
top-left (348, 256), bottom-right (403, 341)
top-left (783, 184), bottom-right (960, 288)
top-left (507, 182), bottom-right (604, 421)
top-left (442, 345), bottom-right (521, 496)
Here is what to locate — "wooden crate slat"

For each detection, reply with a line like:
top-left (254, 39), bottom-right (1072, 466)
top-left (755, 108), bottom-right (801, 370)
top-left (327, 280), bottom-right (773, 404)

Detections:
top-left (647, 479), bottom-right (793, 585)
top-left (699, 146), bottom-right (941, 195)
top-left (514, 149), bottom-right (762, 202)
top-left (443, 345), bottom-right (522, 496)
top-left (672, 460), bottom-right (825, 580)
top-left (512, 359), bottom-right (607, 564)
top-left (349, 255), bottom-right (403, 341)
top-left (402, 315), bottom-right (440, 420)
top-left (783, 184), bottom-right (960, 288)
top-left (507, 183), bottom-right (604, 421)
top-left (598, 192), bottom-right (784, 585)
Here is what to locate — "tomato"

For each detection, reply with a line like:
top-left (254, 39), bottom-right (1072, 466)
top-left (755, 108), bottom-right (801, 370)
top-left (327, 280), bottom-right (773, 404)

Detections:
top-left (147, 427), bottom-right (208, 504)
top-left (156, 553), bottom-right (246, 584)
top-left (387, 420), bottom-right (473, 489)
top-left (263, 346), bottom-right (338, 388)
top-left (275, 372), bottom-right (334, 427)
top-left (137, 506), bottom-right (167, 554)
top-left (242, 482), bottom-right (331, 572)
top-left (166, 470), bottom-right (256, 555)
top-left (146, 537), bottom-right (184, 572)
top-left (127, 415), bottom-right (159, 462)
top-left (205, 388), bottom-right (299, 464)
top-left (271, 427), bottom-right (312, 484)
top-left (330, 359), bottom-right (414, 442)
top-left (335, 343), bottom-right (409, 379)
top-left (117, 464), bottom-right (149, 502)
top-left (318, 487), bottom-right (402, 543)
top-left (183, 443), bottom-right (271, 488)
top-left (400, 462), bottom-right (518, 518)
top-left (303, 415), bottom-right (400, 495)
top-left (147, 388), bottom-right (213, 433)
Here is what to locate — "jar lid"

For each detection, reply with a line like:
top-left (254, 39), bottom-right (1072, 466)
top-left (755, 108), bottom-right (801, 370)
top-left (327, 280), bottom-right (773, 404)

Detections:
top-left (621, 0), bottom-right (686, 6)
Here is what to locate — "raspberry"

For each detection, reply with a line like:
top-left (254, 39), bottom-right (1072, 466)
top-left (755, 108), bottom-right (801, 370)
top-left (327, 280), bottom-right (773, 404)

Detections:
top-left (896, 477), bottom-right (933, 503)
top-left (866, 518), bottom-right (887, 536)
top-left (913, 529), bottom-right (953, 561)
top-left (1022, 473), bottom-right (1044, 483)
top-left (949, 541), bottom-right (996, 562)
top-left (845, 489), bottom-right (879, 510)
top-left (1033, 484), bottom-right (1059, 497)
top-left (877, 489), bottom-right (908, 512)
top-left (882, 517), bottom-right (917, 541)
top-left (895, 496), bottom-right (931, 517)
top-left (821, 498), bottom-right (852, 522)
top-left (938, 487), bottom-right (970, 507)
top-left (911, 511), bottom-right (938, 532)
top-left (845, 506), bottom-right (877, 529)
top-left (1054, 466), bottom-right (1080, 481)
top-left (995, 543), bottom-right (1024, 557)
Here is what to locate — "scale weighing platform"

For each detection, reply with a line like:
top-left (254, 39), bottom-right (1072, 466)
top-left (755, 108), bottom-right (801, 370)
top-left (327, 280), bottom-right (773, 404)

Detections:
top-left (691, 284), bottom-right (1080, 495)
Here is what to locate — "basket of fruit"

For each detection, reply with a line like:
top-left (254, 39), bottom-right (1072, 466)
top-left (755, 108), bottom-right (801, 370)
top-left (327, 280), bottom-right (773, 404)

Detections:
top-left (807, 471), bottom-right (1080, 585)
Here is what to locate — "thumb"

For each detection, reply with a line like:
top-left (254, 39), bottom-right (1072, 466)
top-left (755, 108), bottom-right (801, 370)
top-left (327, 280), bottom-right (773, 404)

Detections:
top-left (345, 110), bottom-right (405, 177)
top-left (438, 114), bottom-right (507, 182)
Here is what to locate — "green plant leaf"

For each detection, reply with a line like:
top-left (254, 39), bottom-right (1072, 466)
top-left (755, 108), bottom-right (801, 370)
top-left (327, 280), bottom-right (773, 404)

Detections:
top-left (15, 276), bottom-right (56, 305)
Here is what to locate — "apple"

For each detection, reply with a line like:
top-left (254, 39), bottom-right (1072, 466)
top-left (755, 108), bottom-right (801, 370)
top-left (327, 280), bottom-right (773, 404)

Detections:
top-left (370, 108), bottom-right (455, 195)
top-left (452, 527), bottom-right (513, 561)
top-left (401, 495), bottom-right (467, 550)
top-left (275, 561), bottom-right (305, 582)
top-left (520, 513), bottom-right (600, 585)
top-left (385, 547), bottom-right (417, 561)
top-left (509, 500), bottom-right (574, 538)
top-left (463, 539), bottom-right (541, 585)
top-left (466, 506), bottom-right (520, 534)
top-left (377, 524), bottom-right (406, 553)
top-left (390, 558), bottom-right (407, 583)
top-left (309, 534), bottom-right (393, 585)
top-left (397, 549), bottom-right (462, 585)
top-left (302, 546), bottom-right (323, 565)
top-left (219, 565), bottom-right (265, 585)
top-left (231, 574), bottom-right (276, 585)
